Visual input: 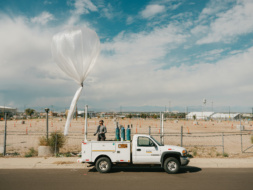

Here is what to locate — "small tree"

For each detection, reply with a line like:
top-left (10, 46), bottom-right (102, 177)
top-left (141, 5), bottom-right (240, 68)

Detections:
top-left (193, 115), bottom-right (196, 120)
top-left (25, 108), bottom-right (35, 117)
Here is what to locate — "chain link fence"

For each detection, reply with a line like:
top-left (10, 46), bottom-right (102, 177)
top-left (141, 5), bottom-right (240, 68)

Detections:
top-left (1, 129), bottom-right (252, 157)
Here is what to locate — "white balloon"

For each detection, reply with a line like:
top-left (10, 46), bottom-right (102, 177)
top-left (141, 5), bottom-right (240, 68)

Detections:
top-left (51, 27), bottom-right (100, 135)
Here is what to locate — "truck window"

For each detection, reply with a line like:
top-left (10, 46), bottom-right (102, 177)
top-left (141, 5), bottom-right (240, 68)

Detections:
top-left (138, 137), bottom-right (154, 147)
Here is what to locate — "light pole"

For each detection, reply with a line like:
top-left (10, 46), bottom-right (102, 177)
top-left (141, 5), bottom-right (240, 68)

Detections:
top-left (45, 108), bottom-right (50, 140)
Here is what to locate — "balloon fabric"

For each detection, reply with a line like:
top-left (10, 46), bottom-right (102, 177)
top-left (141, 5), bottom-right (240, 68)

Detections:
top-left (51, 27), bottom-right (100, 135)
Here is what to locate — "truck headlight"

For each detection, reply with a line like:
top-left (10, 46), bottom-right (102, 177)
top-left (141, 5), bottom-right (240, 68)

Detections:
top-left (182, 150), bottom-right (187, 156)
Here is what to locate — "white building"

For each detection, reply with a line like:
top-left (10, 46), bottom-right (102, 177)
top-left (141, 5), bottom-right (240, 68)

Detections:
top-left (211, 113), bottom-right (240, 120)
top-left (186, 112), bottom-right (214, 120)
top-left (0, 106), bottom-right (17, 117)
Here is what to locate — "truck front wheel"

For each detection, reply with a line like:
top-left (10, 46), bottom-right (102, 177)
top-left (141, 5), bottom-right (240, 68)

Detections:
top-left (164, 157), bottom-right (180, 174)
top-left (96, 157), bottom-right (112, 173)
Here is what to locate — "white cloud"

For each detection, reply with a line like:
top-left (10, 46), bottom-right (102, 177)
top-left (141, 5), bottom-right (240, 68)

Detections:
top-left (0, 14), bottom-right (76, 108)
top-left (31, 11), bottom-right (54, 25)
top-left (196, 49), bottom-right (225, 59)
top-left (74, 0), bottom-right (97, 15)
top-left (101, 3), bottom-right (114, 19)
top-left (102, 24), bottom-right (187, 68)
top-left (198, 0), bottom-right (235, 22)
top-left (197, 0), bottom-right (253, 44)
top-left (68, 0), bottom-right (98, 25)
top-left (92, 44), bottom-right (253, 107)
top-left (191, 25), bottom-right (209, 35)
top-left (169, 2), bottom-right (182, 10)
top-left (44, 0), bottom-right (52, 5)
top-left (126, 16), bottom-right (134, 25)
top-left (140, 4), bottom-right (166, 19)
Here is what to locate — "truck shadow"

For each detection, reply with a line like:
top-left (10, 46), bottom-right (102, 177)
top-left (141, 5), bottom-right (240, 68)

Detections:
top-left (88, 166), bottom-right (201, 174)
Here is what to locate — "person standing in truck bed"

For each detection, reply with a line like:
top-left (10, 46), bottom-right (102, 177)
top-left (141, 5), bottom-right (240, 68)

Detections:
top-left (94, 120), bottom-right (107, 141)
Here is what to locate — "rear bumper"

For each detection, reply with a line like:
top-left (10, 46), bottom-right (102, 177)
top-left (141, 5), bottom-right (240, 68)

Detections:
top-left (180, 156), bottom-right (190, 166)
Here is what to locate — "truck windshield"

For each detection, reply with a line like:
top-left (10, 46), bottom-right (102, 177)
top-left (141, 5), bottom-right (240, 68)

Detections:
top-left (150, 136), bottom-right (163, 146)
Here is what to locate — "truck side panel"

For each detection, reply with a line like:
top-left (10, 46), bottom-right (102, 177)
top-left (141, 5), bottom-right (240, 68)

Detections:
top-left (82, 141), bottom-right (130, 163)
top-left (81, 142), bottom-right (92, 162)
top-left (115, 142), bottom-right (131, 162)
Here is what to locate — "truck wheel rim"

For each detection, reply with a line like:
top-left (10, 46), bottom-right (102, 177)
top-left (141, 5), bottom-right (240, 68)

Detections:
top-left (167, 161), bottom-right (177, 171)
top-left (99, 161), bottom-right (108, 171)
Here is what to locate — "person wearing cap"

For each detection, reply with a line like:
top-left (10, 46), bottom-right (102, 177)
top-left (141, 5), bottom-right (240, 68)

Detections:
top-left (94, 120), bottom-right (107, 141)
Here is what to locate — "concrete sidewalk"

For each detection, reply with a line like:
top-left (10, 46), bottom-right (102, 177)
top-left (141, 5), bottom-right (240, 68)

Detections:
top-left (0, 157), bottom-right (253, 169)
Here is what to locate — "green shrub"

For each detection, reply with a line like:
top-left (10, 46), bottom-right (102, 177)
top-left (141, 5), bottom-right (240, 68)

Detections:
top-left (251, 136), bottom-right (253, 144)
top-left (216, 152), bottom-right (221, 157)
top-left (48, 132), bottom-right (66, 153)
top-left (192, 149), bottom-right (198, 157)
top-left (13, 152), bottom-right (20, 156)
top-left (25, 147), bottom-right (37, 157)
top-left (64, 152), bottom-right (72, 157)
top-left (223, 152), bottom-right (229, 157)
top-left (38, 132), bottom-right (66, 154)
top-left (39, 136), bottom-right (49, 146)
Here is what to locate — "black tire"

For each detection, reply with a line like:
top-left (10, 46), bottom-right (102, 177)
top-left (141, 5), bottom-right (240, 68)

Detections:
top-left (164, 157), bottom-right (180, 174)
top-left (95, 157), bottom-right (112, 173)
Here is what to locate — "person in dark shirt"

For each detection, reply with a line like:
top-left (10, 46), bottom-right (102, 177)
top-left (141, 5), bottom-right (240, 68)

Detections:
top-left (94, 120), bottom-right (107, 141)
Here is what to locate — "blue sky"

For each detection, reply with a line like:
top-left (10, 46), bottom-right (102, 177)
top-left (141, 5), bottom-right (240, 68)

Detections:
top-left (0, 0), bottom-right (253, 112)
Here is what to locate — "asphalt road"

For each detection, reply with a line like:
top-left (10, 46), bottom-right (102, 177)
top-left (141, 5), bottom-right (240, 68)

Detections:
top-left (0, 167), bottom-right (252, 190)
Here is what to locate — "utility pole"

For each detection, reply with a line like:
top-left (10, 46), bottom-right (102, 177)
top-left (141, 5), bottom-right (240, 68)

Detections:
top-left (84, 105), bottom-right (88, 142)
top-left (252, 107), bottom-right (253, 121)
top-left (229, 106), bottom-right (230, 120)
top-left (76, 105), bottom-right (78, 121)
top-left (45, 108), bottom-right (49, 140)
top-left (169, 101), bottom-right (171, 119)
top-left (3, 113), bottom-right (7, 156)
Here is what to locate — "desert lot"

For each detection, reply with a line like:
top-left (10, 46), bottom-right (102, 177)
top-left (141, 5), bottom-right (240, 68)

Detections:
top-left (0, 118), bottom-right (253, 158)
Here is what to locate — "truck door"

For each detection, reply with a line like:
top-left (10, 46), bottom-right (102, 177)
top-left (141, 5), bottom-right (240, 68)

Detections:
top-left (133, 136), bottom-right (160, 164)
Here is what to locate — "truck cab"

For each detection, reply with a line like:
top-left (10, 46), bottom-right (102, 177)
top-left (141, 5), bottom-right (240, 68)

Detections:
top-left (80, 134), bottom-right (189, 174)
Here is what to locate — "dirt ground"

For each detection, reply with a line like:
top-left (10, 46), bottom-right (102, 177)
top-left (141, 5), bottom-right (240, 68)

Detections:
top-left (0, 117), bottom-right (253, 158)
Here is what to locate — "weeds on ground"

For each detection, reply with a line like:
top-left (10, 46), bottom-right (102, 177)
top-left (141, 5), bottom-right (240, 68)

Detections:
top-left (64, 152), bottom-right (72, 157)
top-left (216, 152), bottom-right (221, 157)
top-left (192, 148), bottom-right (198, 157)
top-left (251, 136), bottom-right (253, 144)
top-left (39, 136), bottom-right (49, 146)
top-left (25, 147), bottom-right (37, 157)
top-left (13, 152), bottom-right (20, 156)
top-left (223, 152), bottom-right (229, 157)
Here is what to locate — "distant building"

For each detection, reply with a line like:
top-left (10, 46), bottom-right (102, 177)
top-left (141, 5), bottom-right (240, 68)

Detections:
top-left (186, 112), bottom-right (214, 120)
top-left (77, 110), bottom-right (96, 118)
top-left (211, 113), bottom-right (240, 120)
top-left (0, 106), bottom-right (17, 118)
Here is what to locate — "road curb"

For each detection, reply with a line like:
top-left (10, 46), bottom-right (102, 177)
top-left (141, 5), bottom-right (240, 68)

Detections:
top-left (0, 157), bottom-right (253, 169)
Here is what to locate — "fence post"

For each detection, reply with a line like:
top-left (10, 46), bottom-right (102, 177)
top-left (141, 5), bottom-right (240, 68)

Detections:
top-left (55, 133), bottom-right (57, 157)
top-left (160, 112), bottom-right (162, 144)
top-left (222, 132), bottom-right (224, 155)
top-left (3, 113), bottom-right (7, 156)
top-left (181, 126), bottom-right (183, 147)
top-left (149, 126), bottom-right (151, 135)
top-left (241, 131), bottom-right (243, 153)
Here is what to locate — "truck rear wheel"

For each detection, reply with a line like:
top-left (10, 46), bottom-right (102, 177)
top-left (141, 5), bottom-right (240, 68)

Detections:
top-left (164, 157), bottom-right (180, 174)
top-left (96, 157), bottom-right (112, 173)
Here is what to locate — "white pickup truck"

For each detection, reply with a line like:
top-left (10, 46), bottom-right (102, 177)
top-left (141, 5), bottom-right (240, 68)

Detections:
top-left (80, 134), bottom-right (189, 174)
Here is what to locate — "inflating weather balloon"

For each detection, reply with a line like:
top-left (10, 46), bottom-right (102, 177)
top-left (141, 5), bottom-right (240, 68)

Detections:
top-left (51, 27), bottom-right (100, 135)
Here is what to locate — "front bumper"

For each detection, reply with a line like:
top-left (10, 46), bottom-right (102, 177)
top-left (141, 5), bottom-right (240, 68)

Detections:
top-left (180, 156), bottom-right (190, 166)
